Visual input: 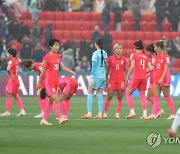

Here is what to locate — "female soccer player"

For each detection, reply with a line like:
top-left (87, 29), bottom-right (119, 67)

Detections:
top-left (81, 38), bottom-right (108, 119)
top-left (37, 39), bottom-right (75, 125)
top-left (145, 41), bottom-right (175, 120)
top-left (23, 59), bottom-right (47, 118)
top-left (125, 40), bottom-right (152, 119)
top-left (103, 43), bottom-right (129, 119)
top-left (0, 48), bottom-right (26, 117)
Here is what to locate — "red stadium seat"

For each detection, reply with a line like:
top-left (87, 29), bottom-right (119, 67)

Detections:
top-left (54, 21), bottom-right (64, 30)
top-left (20, 12), bottom-right (31, 20)
top-left (117, 31), bottom-right (126, 40)
top-left (170, 32), bottom-right (180, 40)
top-left (141, 14), bottom-right (156, 22)
top-left (109, 31), bottom-right (118, 40)
top-left (110, 13), bottom-right (114, 21)
top-left (81, 31), bottom-right (91, 41)
top-left (162, 32), bottom-right (171, 39)
top-left (63, 12), bottom-right (73, 21)
top-left (74, 22), bottom-right (83, 30)
top-left (135, 32), bottom-right (144, 40)
top-left (153, 32), bottom-right (164, 40)
top-left (24, 20), bottom-right (34, 29)
top-left (144, 40), bottom-right (154, 48)
top-left (82, 21), bottom-right (91, 30)
top-left (162, 23), bottom-right (172, 31)
top-left (121, 22), bottom-right (134, 31)
top-left (52, 30), bottom-right (63, 40)
top-left (125, 40), bottom-right (134, 49)
top-left (39, 12), bottom-right (45, 20)
top-left (109, 22), bottom-right (115, 31)
top-left (64, 21), bottom-right (74, 30)
top-left (140, 22), bottom-right (146, 31)
top-left (90, 22), bottom-right (100, 31)
top-left (173, 58), bottom-right (180, 67)
top-left (170, 67), bottom-right (180, 73)
top-left (45, 12), bottom-right (54, 20)
top-left (72, 12), bottom-right (82, 21)
top-left (126, 31), bottom-right (135, 40)
top-left (81, 12), bottom-right (91, 21)
top-left (39, 20), bottom-right (46, 29)
top-left (62, 30), bottom-right (72, 40)
top-left (143, 22), bottom-right (156, 31)
top-left (144, 31), bottom-right (154, 40)
top-left (90, 12), bottom-right (101, 21)
top-left (121, 13), bottom-right (133, 22)
top-left (54, 12), bottom-right (63, 20)
top-left (71, 30), bottom-right (82, 40)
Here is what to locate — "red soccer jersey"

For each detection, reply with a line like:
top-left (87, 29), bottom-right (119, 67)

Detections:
top-left (43, 53), bottom-right (62, 85)
top-left (107, 55), bottom-right (129, 82)
top-left (34, 62), bottom-right (45, 75)
top-left (130, 52), bottom-right (149, 79)
top-left (152, 52), bottom-right (170, 83)
top-left (7, 57), bottom-right (19, 84)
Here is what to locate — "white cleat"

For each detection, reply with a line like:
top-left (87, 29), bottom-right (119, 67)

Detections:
top-left (16, 111), bottom-right (26, 116)
top-left (34, 112), bottom-right (44, 118)
top-left (0, 112), bottom-right (10, 117)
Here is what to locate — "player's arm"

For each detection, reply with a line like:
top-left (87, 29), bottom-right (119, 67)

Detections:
top-left (37, 66), bottom-right (45, 90)
top-left (158, 63), bottom-right (168, 84)
top-left (7, 61), bottom-right (13, 78)
top-left (146, 62), bottom-right (154, 73)
top-left (60, 63), bottom-right (76, 76)
top-left (125, 60), bottom-right (135, 83)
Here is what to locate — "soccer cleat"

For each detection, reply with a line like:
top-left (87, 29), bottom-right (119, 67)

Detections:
top-left (115, 114), bottom-right (120, 119)
top-left (103, 113), bottom-right (108, 118)
top-left (34, 112), bottom-right (44, 118)
top-left (59, 116), bottom-right (68, 125)
top-left (40, 120), bottom-right (52, 125)
top-left (93, 115), bottom-right (102, 119)
top-left (167, 115), bottom-right (175, 120)
top-left (144, 114), bottom-right (157, 120)
top-left (140, 115), bottom-right (147, 119)
top-left (16, 111), bottom-right (26, 116)
top-left (126, 113), bottom-right (136, 119)
top-left (157, 109), bottom-right (164, 118)
top-left (168, 129), bottom-right (176, 138)
top-left (0, 112), bottom-right (10, 117)
top-left (81, 114), bottom-right (92, 119)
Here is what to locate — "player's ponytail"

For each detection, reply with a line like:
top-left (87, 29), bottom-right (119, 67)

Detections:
top-left (96, 38), bottom-right (104, 66)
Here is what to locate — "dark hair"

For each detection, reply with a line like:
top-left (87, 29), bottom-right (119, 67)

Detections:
top-left (22, 59), bottom-right (34, 69)
top-left (40, 88), bottom-right (47, 99)
top-left (7, 48), bottom-right (16, 57)
top-left (49, 39), bottom-right (60, 47)
top-left (155, 41), bottom-right (164, 49)
top-left (96, 38), bottom-right (104, 66)
top-left (134, 40), bottom-right (144, 50)
top-left (146, 44), bottom-right (157, 54)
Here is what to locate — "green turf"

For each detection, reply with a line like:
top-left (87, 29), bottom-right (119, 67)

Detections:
top-left (0, 97), bottom-right (180, 154)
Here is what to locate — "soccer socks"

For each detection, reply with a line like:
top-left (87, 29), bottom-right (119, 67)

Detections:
top-left (148, 96), bottom-right (154, 104)
top-left (171, 108), bottom-right (180, 132)
top-left (151, 96), bottom-right (160, 115)
top-left (15, 97), bottom-right (24, 110)
top-left (97, 94), bottom-right (104, 115)
top-left (104, 99), bottom-right (110, 113)
top-left (38, 97), bottom-right (46, 111)
top-left (66, 100), bottom-right (70, 114)
top-left (53, 102), bottom-right (61, 119)
top-left (140, 93), bottom-right (147, 116)
top-left (165, 96), bottom-right (175, 115)
top-left (42, 103), bottom-right (53, 120)
top-left (61, 101), bottom-right (68, 116)
top-left (125, 93), bottom-right (134, 112)
top-left (87, 93), bottom-right (93, 114)
top-left (116, 100), bottom-right (122, 113)
top-left (6, 97), bottom-right (12, 112)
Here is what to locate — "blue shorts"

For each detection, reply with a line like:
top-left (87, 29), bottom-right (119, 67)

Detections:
top-left (90, 78), bottom-right (106, 90)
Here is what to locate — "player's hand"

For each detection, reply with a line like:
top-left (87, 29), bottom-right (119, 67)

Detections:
top-left (158, 78), bottom-right (163, 84)
top-left (72, 71), bottom-right (76, 76)
top-left (88, 75), bottom-right (94, 87)
top-left (125, 77), bottom-right (129, 84)
top-left (36, 83), bottom-right (41, 90)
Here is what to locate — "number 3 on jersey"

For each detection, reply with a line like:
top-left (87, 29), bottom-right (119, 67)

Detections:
top-left (140, 59), bottom-right (145, 69)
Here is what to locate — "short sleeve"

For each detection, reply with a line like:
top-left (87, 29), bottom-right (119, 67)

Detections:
top-left (42, 55), bottom-right (48, 68)
top-left (124, 57), bottom-right (129, 67)
top-left (107, 57), bottom-right (111, 66)
top-left (91, 52), bottom-right (97, 62)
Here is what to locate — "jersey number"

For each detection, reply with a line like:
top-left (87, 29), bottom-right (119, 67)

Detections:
top-left (54, 64), bottom-right (59, 70)
top-left (116, 64), bottom-right (119, 70)
top-left (140, 60), bottom-right (145, 69)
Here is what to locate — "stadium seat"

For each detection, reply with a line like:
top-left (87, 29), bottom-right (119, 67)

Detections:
top-left (125, 40), bottom-right (134, 49)
top-left (74, 22), bottom-right (83, 30)
top-left (90, 12), bottom-right (101, 21)
top-left (121, 13), bottom-right (133, 22)
top-left (173, 58), bottom-right (180, 68)
top-left (20, 12), bottom-right (32, 20)
top-left (45, 21), bottom-right (54, 29)
top-left (24, 20), bottom-right (34, 29)
top-left (135, 31), bottom-right (144, 40)
top-left (143, 40), bottom-right (154, 48)
top-left (54, 21), bottom-right (64, 30)
top-left (170, 32), bottom-right (180, 40)
top-left (144, 31), bottom-right (154, 40)
top-left (81, 31), bottom-right (91, 41)
top-left (64, 21), bottom-right (74, 30)
top-left (162, 32), bottom-right (171, 39)
top-left (71, 30), bottom-right (82, 40)
top-left (81, 12), bottom-right (91, 21)
top-left (54, 12), bottom-right (63, 21)
top-left (121, 22), bottom-right (134, 31)
top-left (162, 23), bottom-right (172, 31)
top-left (45, 12), bottom-right (54, 20)
top-left (62, 30), bottom-right (72, 40)
top-left (39, 12), bottom-right (45, 20)
top-left (72, 12), bottom-right (82, 21)
top-left (125, 49), bottom-right (134, 58)
top-left (109, 31), bottom-right (118, 40)
top-left (109, 22), bottom-right (115, 31)
top-left (39, 20), bottom-right (46, 29)
top-left (52, 30), bottom-right (63, 40)
top-left (126, 31), bottom-right (135, 40)
top-left (82, 21), bottom-right (91, 30)
top-left (141, 14), bottom-right (156, 22)
top-left (117, 31), bottom-right (126, 40)
top-left (144, 22), bottom-right (156, 31)
top-left (63, 12), bottom-right (73, 21)
top-left (153, 32), bottom-right (164, 40)
top-left (90, 21), bottom-right (100, 31)
top-left (110, 13), bottom-right (114, 21)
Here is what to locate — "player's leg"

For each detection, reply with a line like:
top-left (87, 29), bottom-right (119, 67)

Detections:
top-left (168, 108), bottom-right (180, 138)
top-left (0, 93), bottom-right (12, 116)
top-left (161, 86), bottom-right (175, 119)
top-left (14, 94), bottom-right (26, 116)
top-left (116, 90), bottom-right (123, 119)
top-left (103, 89), bottom-right (114, 118)
top-left (147, 84), bottom-right (154, 105)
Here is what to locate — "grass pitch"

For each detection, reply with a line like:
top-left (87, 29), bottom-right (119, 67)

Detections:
top-left (0, 97), bottom-right (180, 154)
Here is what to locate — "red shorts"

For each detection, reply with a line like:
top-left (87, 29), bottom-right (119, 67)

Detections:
top-left (108, 80), bottom-right (125, 91)
top-left (61, 80), bottom-right (78, 95)
top-left (128, 79), bottom-right (147, 91)
top-left (154, 80), bottom-right (170, 87)
top-left (148, 84), bottom-right (153, 92)
top-left (45, 84), bottom-right (59, 96)
top-left (6, 84), bottom-right (19, 94)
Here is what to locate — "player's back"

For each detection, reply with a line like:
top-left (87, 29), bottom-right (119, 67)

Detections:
top-left (131, 52), bottom-right (148, 79)
top-left (34, 62), bottom-right (45, 75)
top-left (91, 49), bottom-right (107, 79)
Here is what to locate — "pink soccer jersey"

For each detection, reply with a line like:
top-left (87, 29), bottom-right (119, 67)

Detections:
top-left (107, 55), bottom-right (129, 82)
top-left (34, 62), bottom-right (45, 75)
top-left (43, 53), bottom-right (62, 85)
